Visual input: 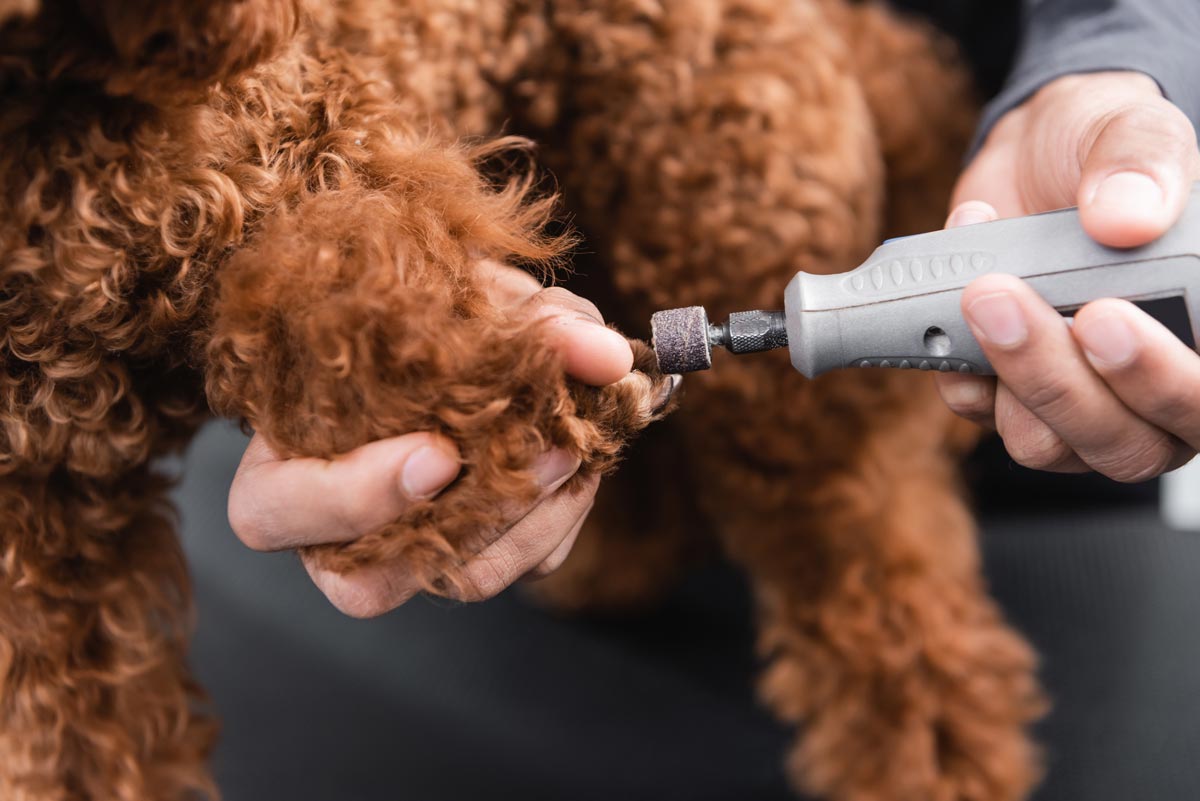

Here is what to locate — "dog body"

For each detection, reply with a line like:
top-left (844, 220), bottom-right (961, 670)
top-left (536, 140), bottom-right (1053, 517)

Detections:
top-left (0, 2), bottom-right (1043, 800)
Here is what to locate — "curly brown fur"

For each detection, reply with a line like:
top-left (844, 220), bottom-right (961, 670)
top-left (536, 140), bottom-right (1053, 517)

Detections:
top-left (0, 2), bottom-right (669, 798)
top-left (0, 471), bottom-right (219, 801)
top-left (0, 1), bottom-right (1043, 800)
top-left (522, 2), bottom-right (1046, 801)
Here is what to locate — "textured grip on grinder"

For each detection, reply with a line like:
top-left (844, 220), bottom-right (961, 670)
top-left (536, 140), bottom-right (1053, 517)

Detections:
top-left (651, 306), bottom-right (712, 373)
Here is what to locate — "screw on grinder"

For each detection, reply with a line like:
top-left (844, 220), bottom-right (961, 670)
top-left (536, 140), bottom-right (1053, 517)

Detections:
top-left (650, 306), bottom-right (789, 373)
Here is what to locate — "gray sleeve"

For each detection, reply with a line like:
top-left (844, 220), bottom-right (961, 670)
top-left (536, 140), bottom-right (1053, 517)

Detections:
top-left (971, 0), bottom-right (1200, 154)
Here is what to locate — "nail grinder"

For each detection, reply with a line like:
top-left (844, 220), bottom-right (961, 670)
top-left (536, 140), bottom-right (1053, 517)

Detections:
top-left (652, 186), bottom-right (1200, 377)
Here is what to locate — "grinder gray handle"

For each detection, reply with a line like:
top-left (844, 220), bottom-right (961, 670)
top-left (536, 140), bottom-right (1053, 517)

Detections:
top-left (784, 184), bottom-right (1200, 378)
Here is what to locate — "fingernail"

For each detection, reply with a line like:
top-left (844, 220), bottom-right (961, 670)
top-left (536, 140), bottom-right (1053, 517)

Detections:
top-left (966, 292), bottom-right (1027, 348)
top-left (532, 448), bottom-right (580, 489)
top-left (1077, 313), bottom-right (1137, 367)
top-left (947, 203), bottom-right (994, 228)
top-left (1090, 171), bottom-right (1164, 214)
top-left (401, 445), bottom-right (460, 500)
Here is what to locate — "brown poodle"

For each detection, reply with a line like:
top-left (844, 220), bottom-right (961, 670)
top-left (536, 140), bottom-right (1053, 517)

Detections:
top-left (0, 1), bottom-right (1045, 800)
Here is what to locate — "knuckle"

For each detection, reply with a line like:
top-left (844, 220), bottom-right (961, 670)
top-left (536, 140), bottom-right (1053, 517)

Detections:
top-left (1155, 102), bottom-right (1194, 141)
top-left (1112, 102), bottom-right (1186, 139)
top-left (460, 552), bottom-right (518, 602)
top-left (1110, 102), bottom-right (1162, 129)
top-left (1004, 424), bottom-right (1074, 470)
top-left (1140, 379), bottom-right (1200, 428)
top-left (1015, 375), bottom-right (1077, 420)
top-left (330, 495), bottom-right (373, 540)
top-left (1092, 434), bottom-right (1178, 483)
top-left (324, 580), bottom-right (391, 620)
top-left (227, 492), bottom-right (271, 551)
top-left (459, 569), bottom-right (506, 602)
top-left (1105, 102), bottom-right (1196, 165)
top-left (536, 286), bottom-right (603, 323)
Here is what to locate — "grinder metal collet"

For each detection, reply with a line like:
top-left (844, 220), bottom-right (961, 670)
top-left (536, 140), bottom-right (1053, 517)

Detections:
top-left (651, 307), bottom-right (788, 374)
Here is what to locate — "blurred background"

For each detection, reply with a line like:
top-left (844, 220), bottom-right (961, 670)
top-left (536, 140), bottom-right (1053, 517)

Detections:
top-left (180, 421), bottom-right (1200, 801)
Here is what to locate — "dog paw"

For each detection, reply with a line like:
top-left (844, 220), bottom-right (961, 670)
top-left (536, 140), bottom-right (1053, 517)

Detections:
top-left (566, 340), bottom-right (680, 475)
top-left (765, 620), bottom-right (1045, 801)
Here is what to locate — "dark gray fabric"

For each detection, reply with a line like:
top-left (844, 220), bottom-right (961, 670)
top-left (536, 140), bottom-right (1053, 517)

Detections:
top-left (887, 0), bottom-right (1020, 98)
top-left (180, 422), bottom-right (1200, 801)
top-left (971, 0), bottom-right (1200, 151)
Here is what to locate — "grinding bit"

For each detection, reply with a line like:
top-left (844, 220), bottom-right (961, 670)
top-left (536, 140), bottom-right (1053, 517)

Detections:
top-left (651, 306), bottom-right (789, 373)
top-left (650, 306), bottom-right (712, 373)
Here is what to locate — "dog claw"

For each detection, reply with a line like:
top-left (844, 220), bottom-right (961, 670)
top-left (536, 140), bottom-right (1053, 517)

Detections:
top-left (654, 373), bottom-right (683, 413)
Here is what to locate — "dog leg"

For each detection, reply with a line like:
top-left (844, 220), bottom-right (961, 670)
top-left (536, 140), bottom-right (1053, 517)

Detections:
top-left (697, 369), bottom-right (1046, 801)
top-left (517, 7), bottom-right (1041, 796)
top-left (508, 0), bottom-right (885, 612)
top-left (0, 471), bottom-right (217, 801)
top-left (522, 0), bottom-right (885, 316)
top-left (203, 166), bottom-right (674, 594)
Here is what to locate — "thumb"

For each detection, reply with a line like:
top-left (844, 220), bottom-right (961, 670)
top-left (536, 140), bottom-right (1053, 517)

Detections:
top-left (1077, 101), bottom-right (1200, 248)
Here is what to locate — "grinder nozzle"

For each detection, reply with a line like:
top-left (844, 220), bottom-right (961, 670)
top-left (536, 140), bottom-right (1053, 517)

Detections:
top-left (651, 306), bottom-right (789, 373)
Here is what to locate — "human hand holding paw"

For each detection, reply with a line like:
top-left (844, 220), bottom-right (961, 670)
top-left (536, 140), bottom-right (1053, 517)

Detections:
top-left (226, 261), bottom-right (677, 617)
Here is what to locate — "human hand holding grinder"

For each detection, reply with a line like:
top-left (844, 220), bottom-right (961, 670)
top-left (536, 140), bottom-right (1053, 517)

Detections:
top-left (654, 183), bottom-right (1200, 478)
